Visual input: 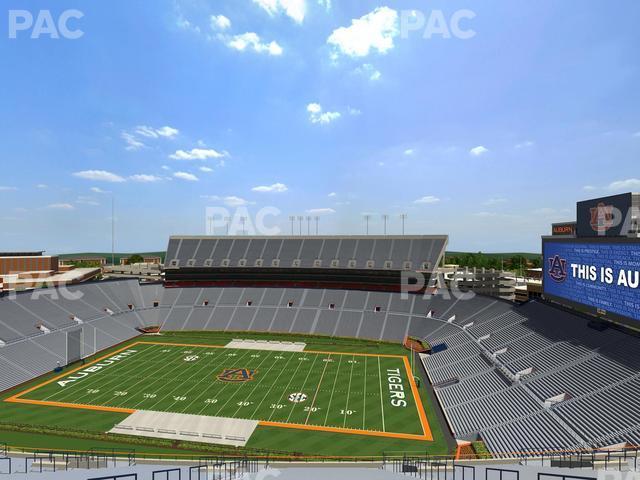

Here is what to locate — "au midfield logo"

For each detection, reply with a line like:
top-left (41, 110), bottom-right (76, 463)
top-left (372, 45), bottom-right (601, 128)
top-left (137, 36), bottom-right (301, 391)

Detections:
top-left (548, 255), bottom-right (568, 283)
top-left (216, 368), bottom-right (256, 383)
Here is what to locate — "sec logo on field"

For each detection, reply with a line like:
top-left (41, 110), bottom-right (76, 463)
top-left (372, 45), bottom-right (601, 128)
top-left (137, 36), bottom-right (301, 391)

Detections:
top-left (288, 392), bottom-right (307, 403)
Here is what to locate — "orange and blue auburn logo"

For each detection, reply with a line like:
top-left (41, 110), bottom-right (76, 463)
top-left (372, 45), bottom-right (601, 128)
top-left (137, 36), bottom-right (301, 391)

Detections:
top-left (548, 255), bottom-right (568, 283)
top-left (216, 368), bottom-right (256, 383)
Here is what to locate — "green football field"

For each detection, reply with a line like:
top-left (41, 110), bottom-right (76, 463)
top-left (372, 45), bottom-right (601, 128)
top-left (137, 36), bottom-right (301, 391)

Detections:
top-left (9, 341), bottom-right (431, 440)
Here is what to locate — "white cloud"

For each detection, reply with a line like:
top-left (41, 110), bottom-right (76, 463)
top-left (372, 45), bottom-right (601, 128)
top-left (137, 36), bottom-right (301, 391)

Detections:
top-left (73, 170), bottom-right (126, 183)
top-left (469, 145), bottom-right (489, 156)
top-left (224, 196), bottom-right (254, 207)
top-left (327, 7), bottom-right (399, 58)
top-left (226, 32), bottom-right (283, 56)
top-left (328, 192), bottom-right (337, 198)
top-left (211, 14), bottom-right (231, 30)
top-left (121, 132), bottom-right (145, 151)
top-left (200, 195), bottom-right (221, 201)
top-left (47, 203), bottom-right (74, 210)
top-left (306, 208), bottom-right (336, 215)
top-left (583, 185), bottom-right (597, 191)
top-left (253, 0), bottom-right (306, 23)
top-left (355, 63), bottom-right (381, 81)
top-left (252, 182), bottom-right (288, 193)
top-left (483, 197), bottom-right (508, 206)
top-left (413, 195), bottom-right (440, 204)
top-left (307, 103), bottom-right (341, 124)
top-left (608, 178), bottom-right (640, 191)
top-left (169, 148), bottom-right (227, 160)
top-left (317, 0), bottom-right (331, 10)
top-left (404, 149), bottom-right (415, 156)
top-left (129, 174), bottom-right (163, 183)
top-left (36, 184), bottom-right (48, 189)
top-left (90, 187), bottom-right (107, 194)
top-left (161, 165), bottom-right (171, 171)
top-left (76, 196), bottom-right (100, 206)
top-left (347, 107), bottom-right (361, 116)
top-left (134, 125), bottom-right (179, 139)
top-left (515, 140), bottom-right (534, 149)
top-left (199, 166), bottom-right (214, 173)
top-left (173, 172), bottom-right (199, 182)
top-left (0, 186), bottom-right (17, 191)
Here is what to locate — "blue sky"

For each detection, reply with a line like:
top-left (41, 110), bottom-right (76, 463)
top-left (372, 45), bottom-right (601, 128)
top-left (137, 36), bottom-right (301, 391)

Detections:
top-left (0, 0), bottom-right (639, 254)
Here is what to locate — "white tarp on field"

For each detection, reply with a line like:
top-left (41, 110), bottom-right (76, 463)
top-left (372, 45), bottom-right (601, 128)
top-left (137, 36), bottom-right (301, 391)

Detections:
top-left (225, 339), bottom-right (306, 352)
top-left (109, 410), bottom-right (259, 447)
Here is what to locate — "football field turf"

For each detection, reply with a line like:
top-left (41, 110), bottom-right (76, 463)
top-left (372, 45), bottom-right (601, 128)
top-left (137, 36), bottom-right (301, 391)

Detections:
top-left (7, 341), bottom-right (431, 441)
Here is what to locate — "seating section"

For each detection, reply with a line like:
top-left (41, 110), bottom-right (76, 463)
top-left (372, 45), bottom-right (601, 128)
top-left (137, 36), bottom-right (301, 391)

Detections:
top-left (1, 279), bottom-right (639, 457)
top-left (165, 235), bottom-right (447, 271)
top-left (420, 298), bottom-right (640, 455)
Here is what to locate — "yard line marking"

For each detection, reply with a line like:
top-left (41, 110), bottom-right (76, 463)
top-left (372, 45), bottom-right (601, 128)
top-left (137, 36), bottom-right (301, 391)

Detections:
top-left (183, 349), bottom-right (265, 415)
top-left (285, 354), bottom-right (321, 423)
top-left (342, 355), bottom-right (356, 428)
top-left (247, 351), bottom-right (297, 418)
top-left (5, 342), bottom-right (142, 405)
top-left (363, 355), bottom-right (367, 430)
top-left (402, 355), bottom-right (432, 440)
top-left (145, 347), bottom-right (254, 411)
top-left (7, 340), bottom-right (433, 441)
top-left (228, 350), bottom-right (285, 418)
top-left (322, 354), bottom-right (343, 426)
top-left (212, 350), bottom-right (276, 417)
top-left (40, 343), bottom-right (165, 404)
top-left (304, 354), bottom-right (332, 425)
top-left (266, 352), bottom-right (310, 422)
top-left (378, 356), bottom-right (386, 432)
top-left (123, 345), bottom-right (229, 410)
top-left (62, 344), bottom-right (174, 405)
top-left (160, 345), bottom-right (234, 412)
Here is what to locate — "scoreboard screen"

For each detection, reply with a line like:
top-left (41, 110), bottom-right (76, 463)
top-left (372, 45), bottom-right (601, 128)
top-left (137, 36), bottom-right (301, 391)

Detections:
top-left (543, 239), bottom-right (640, 324)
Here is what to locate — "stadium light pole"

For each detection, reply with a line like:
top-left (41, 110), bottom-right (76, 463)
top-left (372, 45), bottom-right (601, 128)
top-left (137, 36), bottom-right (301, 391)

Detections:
top-left (111, 195), bottom-right (115, 266)
top-left (382, 214), bottom-right (389, 235)
top-left (315, 216), bottom-right (319, 235)
top-left (298, 216), bottom-right (304, 236)
top-left (240, 216), bottom-right (247, 236)
top-left (364, 215), bottom-right (370, 235)
top-left (207, 216), bottom-right (213, 235)
top-left (289, 216), bottom-right (295, 235)
top-left (306, 216), bottom-right (311, 235)
top-left (224, 216), bottom-right (231, 236)
top-left (400, 213), bottom-right (407, 235)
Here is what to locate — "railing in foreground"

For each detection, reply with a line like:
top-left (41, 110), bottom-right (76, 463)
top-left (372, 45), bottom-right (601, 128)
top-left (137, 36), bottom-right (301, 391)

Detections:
top-left (1, 443), bottom-right (639, 470)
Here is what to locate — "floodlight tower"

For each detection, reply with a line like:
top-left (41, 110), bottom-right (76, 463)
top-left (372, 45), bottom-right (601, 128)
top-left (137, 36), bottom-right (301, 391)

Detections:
top-left (289, 216), bottom-right (295, 235)
top-left (400, 213), bottom-right (407, 235)
top-left (382, 214), bottom-right (389, 235)
top-left (364, 214), bottom-right (371, 235)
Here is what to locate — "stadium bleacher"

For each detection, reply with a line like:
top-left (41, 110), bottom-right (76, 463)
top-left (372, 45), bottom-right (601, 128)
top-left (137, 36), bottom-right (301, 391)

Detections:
top-left (0, 266), bottom-right (639, 455)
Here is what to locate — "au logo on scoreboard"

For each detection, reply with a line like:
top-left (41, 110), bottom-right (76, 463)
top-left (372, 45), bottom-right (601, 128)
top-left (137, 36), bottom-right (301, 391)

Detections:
top-left (216, 368), bottom-right (256, 383)
top-left (548, 255), bottom-right (568, 283)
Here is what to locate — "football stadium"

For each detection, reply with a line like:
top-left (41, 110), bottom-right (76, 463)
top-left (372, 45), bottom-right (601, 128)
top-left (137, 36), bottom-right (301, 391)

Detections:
top-left (3, 1), bottom-right (640, 478)
top-left (0, 194), bottom-right (639, 478)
